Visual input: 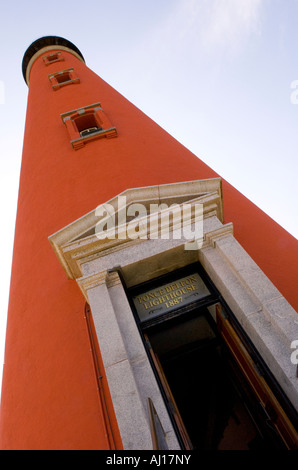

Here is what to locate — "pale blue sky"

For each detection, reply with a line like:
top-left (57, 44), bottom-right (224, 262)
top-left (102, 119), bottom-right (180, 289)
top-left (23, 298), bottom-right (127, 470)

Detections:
top-left (0, 0), bottom-right (297, 394)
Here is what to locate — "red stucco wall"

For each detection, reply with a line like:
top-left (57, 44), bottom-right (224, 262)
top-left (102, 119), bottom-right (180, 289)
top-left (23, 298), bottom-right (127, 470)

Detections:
top-left (0, 45), bottom-right (297, 449)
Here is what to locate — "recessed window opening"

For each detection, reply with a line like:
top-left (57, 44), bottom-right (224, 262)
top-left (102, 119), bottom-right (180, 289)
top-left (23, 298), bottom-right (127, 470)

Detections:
top-left (43, 52), bottom-right (64, 67)
top-left (56, 72), bottom-right (71, 84)
top-left (74, 113), bottom-right (102, 137)
top-left (48, 53), bottom-right (59, 62)
top-left (48, 68), bottom-right (79, 90)
top-left (61, 102), bottom-right (118, 149)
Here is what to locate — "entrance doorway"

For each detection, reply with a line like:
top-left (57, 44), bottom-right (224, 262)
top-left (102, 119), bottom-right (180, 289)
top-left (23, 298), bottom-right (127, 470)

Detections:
top-left (128, 264), bottom-right (298, 450)
top-left (146, 305), bottom-right (283, 450)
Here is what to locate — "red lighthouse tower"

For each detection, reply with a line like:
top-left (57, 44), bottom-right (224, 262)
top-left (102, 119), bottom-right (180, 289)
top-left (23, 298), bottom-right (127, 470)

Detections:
top-left (0, 36), bottom-right (297, 450)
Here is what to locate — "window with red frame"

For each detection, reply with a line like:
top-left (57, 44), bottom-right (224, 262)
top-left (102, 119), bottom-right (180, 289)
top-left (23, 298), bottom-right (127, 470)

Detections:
top-left (61, 103), bottom-right (117, 149)
top-left (48, 68), bottom-right (80, 90)
top-left (43, 52), bottom-right (64, 66)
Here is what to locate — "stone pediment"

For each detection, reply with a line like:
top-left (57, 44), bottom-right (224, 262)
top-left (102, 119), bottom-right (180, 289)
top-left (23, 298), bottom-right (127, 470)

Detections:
top-left (48, 178), bottom-right (223, 279)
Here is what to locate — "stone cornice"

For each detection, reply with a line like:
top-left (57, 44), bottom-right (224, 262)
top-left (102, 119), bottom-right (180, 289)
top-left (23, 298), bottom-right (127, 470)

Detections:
top-left (49, 178), bottom-right (224, 280)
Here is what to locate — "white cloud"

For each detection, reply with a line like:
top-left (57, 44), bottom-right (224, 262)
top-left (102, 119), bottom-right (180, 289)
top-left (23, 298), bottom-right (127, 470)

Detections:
top-left (169, 0), bottom-right (264, 56)
top-left (201, 0), bottom-right (263, 51)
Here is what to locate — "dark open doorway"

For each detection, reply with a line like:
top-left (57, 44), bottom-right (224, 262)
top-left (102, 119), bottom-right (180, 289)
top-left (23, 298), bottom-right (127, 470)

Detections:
top-left (127, 263), bottom-right (298, 450)
top-left (146, 306), bottom-right (276, 450)
top-left (145, 303), bottom-right (297, 450)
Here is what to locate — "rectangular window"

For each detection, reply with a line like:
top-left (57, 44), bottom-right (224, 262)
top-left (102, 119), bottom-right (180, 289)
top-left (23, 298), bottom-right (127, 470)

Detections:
top-left (48, 68), bottom-right (80, 90)
top-left (43, 52), bottom-right (64, 66)
top-left (61, 102), bottom-right (117, 149)
top-left (56, 71), bottom-right (71, 83)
